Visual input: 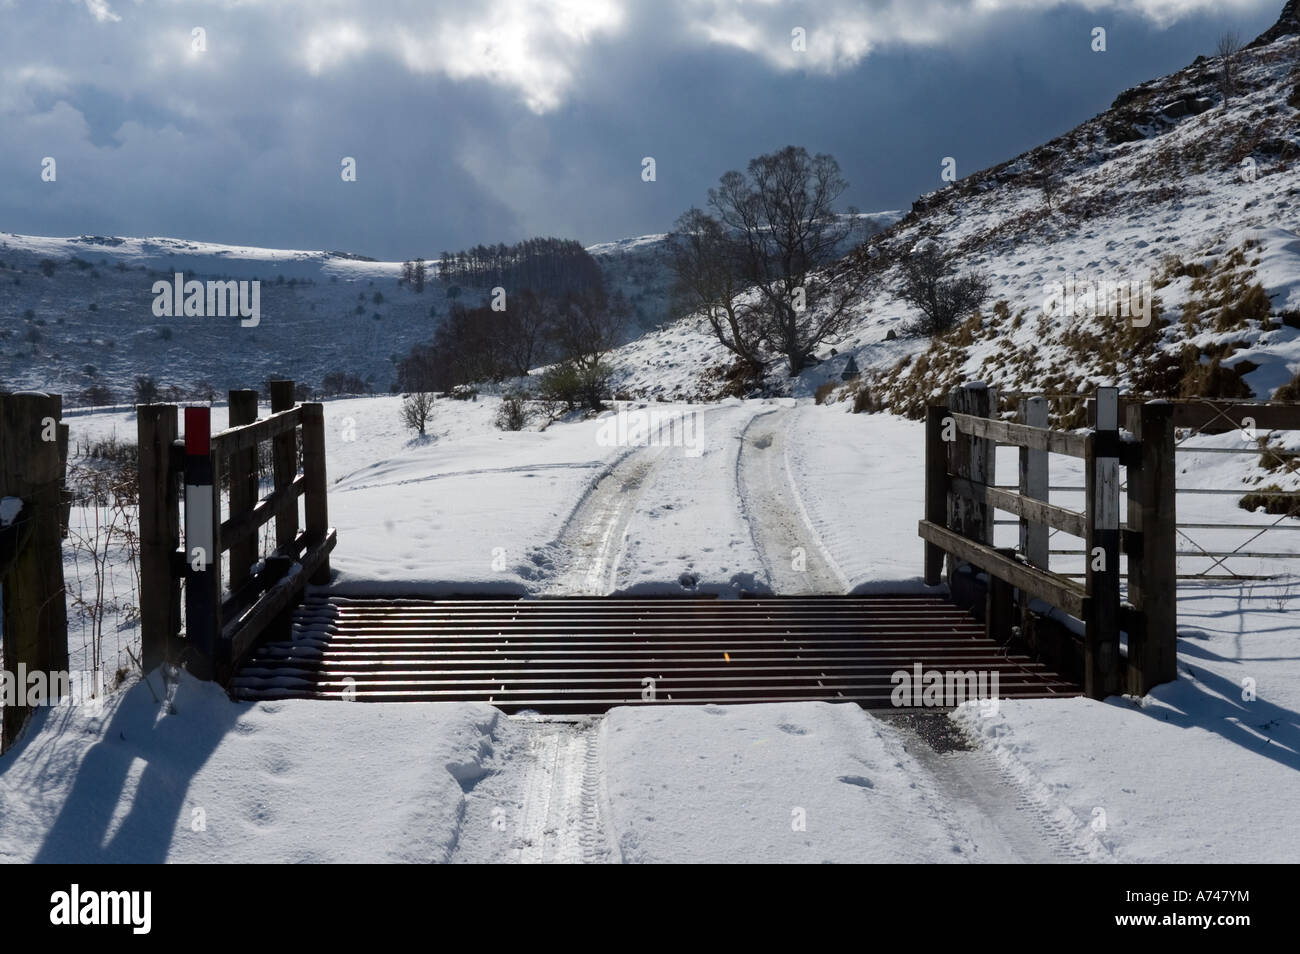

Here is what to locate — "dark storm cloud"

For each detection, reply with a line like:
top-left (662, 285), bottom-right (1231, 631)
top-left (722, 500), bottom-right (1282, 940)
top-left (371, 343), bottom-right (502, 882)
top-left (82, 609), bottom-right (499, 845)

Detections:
top-left (0, 0), bottom-right (1283, 259)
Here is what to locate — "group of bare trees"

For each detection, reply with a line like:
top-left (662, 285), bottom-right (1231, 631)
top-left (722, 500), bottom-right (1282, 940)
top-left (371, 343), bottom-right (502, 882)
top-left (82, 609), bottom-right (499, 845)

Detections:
top-left (436, 237), bottom-right (604, 298)
top-left (397, 286), bottom-right (626, 400)
top-left (668, 146), bottom-right (874, 377)
top-left (670, 146), bottom-right (994, 369)
top-left (400, 258), bottom-right (428, 292)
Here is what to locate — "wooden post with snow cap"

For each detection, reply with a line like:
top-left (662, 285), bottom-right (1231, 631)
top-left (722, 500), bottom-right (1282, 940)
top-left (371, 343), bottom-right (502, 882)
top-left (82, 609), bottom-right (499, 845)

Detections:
top-left (947, 382), bottom-right (997, 579)
top-left (0, 392), bottom-right (69, 747)
top-left (1084, 387), bottom-right (1122, 699)
top-left (183, 406), bottom-right (224, 678)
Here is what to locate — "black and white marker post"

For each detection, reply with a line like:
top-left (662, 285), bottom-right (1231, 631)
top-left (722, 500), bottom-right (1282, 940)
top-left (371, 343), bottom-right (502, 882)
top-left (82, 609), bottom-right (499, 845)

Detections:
top-left (1085, 386), bottom-right (1122, 698)
top-left (183, 406), bottom-right (222, 678)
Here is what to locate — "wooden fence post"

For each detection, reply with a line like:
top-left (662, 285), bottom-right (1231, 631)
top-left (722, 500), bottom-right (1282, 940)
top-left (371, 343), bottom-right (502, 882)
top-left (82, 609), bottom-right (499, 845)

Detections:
top-left (1085, 387), bottom-right (1122, 698)
top-left (947, 382), bottom-right (997, 579)
top-left (0, 392), bottom-right (69, 746)
top-left (137, 403), bottom-right (180, 672)
top-left (227, 389), bottom-right (259, 590)
top-left (1018, 396), bottom-right (1049, 569)
top-left (300, 402), bottom-right (331, 585)
top-left (924, 404), bottom-right (948, 585)
top-left (1126, 401), bottom-right (1177, 694)
top-left (269, 380), bottom-right (299, 551)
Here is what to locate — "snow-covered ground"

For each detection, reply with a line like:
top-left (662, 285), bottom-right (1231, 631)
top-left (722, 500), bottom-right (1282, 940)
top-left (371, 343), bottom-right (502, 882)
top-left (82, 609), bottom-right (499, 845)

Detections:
top-left (2, 395), bottom-right (1297, 863)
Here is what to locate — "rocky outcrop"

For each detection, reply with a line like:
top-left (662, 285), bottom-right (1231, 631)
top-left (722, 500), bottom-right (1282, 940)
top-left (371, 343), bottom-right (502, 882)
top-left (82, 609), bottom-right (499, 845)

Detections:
top-left (1249, 1), bottom-right (1300, 48)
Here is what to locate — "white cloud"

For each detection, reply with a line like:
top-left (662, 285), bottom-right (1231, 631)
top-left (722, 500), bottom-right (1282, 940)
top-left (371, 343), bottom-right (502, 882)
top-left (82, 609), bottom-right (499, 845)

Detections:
top-left (83, 0), bottom-right (120, 23)
top-left (11, 0), bottom-right (1281, 114)
top-left (294, 0), bottom-right (626, 112)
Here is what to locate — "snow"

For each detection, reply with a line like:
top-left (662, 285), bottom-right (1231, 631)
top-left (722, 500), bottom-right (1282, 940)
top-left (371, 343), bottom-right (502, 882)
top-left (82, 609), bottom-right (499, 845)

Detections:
top-left (7, 395), bottom-right (1294, 863)
top-left (7, 27), bottom-right (1300, 866)
top-left (602, 702), bottom-right (969, 863)
top-left (0, 674), bottom-right (502, 862)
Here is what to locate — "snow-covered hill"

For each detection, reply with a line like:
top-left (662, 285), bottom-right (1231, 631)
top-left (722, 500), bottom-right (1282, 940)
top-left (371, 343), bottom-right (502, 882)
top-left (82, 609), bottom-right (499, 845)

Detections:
top-left (0, 232), bottom-right (447, 403)
top-left (602, 12), bottom-right (1300, 412)
top-left (0, 227), bottom-right (722, 404)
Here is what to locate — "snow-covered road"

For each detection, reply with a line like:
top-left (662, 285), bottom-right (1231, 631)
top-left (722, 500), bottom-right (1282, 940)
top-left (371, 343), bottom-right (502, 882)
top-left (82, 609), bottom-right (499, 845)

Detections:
top-left (4, 395), bottom-right (1295, 863)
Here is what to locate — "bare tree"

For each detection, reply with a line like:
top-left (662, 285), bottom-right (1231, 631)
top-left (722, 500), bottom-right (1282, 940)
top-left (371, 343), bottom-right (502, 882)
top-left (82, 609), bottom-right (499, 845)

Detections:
top-left (667, 208), bottom-right (764, 373)
top-left (400, 391), bottom-right (436, 436)
top-left (1217, 31), bottom-right (1242, 100)
top-left (1038, 160), bottom-right (1064, 211)
top-left (498, 288), bottom-right (553, 376)
top-left (548, 287), bottom-right (626, 373)
top-left (706, 146), bottom-right (871, 375)
top-left (897, 243), bottom-right (991, 336)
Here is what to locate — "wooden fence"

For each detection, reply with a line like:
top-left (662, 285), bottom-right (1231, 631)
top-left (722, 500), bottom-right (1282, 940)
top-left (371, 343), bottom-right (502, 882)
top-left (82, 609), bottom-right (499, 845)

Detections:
top-left (0, 392), bottom-right (70, 747)
top-left (138, 380), bottom-right (335, 683)
top-left (918, 383), bottom-right (1176, 699)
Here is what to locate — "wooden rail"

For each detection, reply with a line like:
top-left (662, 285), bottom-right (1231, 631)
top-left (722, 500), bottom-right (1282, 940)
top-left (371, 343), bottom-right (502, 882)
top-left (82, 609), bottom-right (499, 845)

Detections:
top-left (0, 392), bottom-right (70, 747)
top-left (919, 383), bottom-right (1176, 699)
top-left (138, 380), bottom-right (336, 683)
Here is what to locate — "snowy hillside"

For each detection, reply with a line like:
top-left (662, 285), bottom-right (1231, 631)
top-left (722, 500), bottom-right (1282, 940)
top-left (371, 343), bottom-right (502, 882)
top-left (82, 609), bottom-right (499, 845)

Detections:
top-left (0, 232), bottom-right (448, 403)
top-left (602, 25), bottom-right (1300, 411)
top-left (0, 227), bottom-right (722, 404)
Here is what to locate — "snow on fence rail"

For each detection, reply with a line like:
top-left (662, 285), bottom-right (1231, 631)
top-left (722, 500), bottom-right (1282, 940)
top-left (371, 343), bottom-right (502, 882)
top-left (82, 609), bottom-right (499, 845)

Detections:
top-left (918, 383), bottom-right (1177, 700)
top-left (138, 380), bottom-right (335, 684)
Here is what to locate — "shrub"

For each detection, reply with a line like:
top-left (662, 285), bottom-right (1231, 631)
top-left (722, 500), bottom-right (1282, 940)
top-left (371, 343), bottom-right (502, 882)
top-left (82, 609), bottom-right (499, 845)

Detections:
top-left (1239, 484), bottom-right (1300, 518)
top-left (449, 384), bottom-right (478, 401)
top-left (539, 361), bottom-right (611, 411)
top-left (898, 244), bottom-right (992, 336)
top-left (39, 259), bottom-right (56, 277)
top-left (80, 384), bottom-right (114, 406)
top-left (1217, 283), bottom-right (1271, 330)
top-left (133, 375), bottom-right (159, 404)
top-left (1274, 371), bottom-right (1300, 402)
top-left (814, 381), bottom-right (837, 405)
top-left (494, 392), bottom-right (530, 431)
top-left (852, 387), bottom-right (880, 414)
top-left (320, 371), bottom-right (368, 396)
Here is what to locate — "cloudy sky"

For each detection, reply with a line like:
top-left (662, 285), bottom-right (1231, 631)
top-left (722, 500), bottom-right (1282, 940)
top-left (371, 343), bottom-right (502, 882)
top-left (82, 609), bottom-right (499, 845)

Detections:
top-left (0, 0), bottom-right (1284, 259)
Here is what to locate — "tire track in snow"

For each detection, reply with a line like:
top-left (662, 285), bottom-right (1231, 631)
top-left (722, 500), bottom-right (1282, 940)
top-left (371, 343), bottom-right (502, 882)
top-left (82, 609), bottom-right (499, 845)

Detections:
top-left (512, 719), bottom-right (613, 864)
top-left (542, 445), bottom-right (666, 595)
top-left (887, 716), bottom-right (1113, 864)
top-left (735, 407), bottom-right (847, 595)
top-left (446, 718), bottom-right (613, 864)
